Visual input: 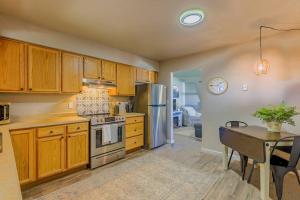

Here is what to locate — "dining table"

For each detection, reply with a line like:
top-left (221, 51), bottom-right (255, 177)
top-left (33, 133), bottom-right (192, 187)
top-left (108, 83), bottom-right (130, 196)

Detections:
top-left (219, 125), bottom-right (295, 200)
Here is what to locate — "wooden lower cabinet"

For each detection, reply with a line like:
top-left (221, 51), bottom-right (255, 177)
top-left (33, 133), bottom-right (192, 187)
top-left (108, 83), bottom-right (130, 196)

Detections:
top-left (11, 129), bottom-right (36, 185)
top-left (37, 135), bottom-right (65, 179)
top-left (125, 116), bottom-right (144, 151)
top-left (11, 122), bottom-right (89, 185)
top-left (67, 131), bottom-right (89, 169)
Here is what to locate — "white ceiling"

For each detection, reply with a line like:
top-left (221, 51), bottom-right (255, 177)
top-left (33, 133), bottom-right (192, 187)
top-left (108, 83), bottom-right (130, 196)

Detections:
top-left (1, 0), bottom-right (300, 61)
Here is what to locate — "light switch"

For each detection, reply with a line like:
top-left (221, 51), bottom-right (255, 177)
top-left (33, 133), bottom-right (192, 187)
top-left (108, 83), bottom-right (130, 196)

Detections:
top-left (241, 84), bottom-right (248, 91)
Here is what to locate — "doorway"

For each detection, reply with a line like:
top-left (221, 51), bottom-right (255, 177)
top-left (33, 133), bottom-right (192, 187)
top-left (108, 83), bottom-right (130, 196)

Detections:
top-left (171, 68), bottom-right (202, 141)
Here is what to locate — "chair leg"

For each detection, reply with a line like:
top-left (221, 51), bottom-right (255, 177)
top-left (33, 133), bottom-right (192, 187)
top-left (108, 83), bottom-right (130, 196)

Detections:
top-left (272, 167), bottom-right (285, 200)
top-left (228, 150), bottom-right (234, 168)
top-left (242, 156), bottom-right (248, 180)
top-left (247, 161), bottom-right (256, 183)
top-left (292, 168), bottom-right (300, 185)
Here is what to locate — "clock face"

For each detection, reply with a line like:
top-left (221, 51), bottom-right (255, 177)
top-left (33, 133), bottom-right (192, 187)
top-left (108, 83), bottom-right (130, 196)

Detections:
top-left (208, 77), bottom-right (228, 95)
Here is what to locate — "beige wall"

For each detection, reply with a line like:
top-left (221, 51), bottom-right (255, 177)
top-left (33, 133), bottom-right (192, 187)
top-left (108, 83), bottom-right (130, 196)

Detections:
top-left (0, 14), bottom-right (147, 119)
top-left (159, 31), bottom-right (300, 151)
top-left (0, 14), bottom-right (159, 70)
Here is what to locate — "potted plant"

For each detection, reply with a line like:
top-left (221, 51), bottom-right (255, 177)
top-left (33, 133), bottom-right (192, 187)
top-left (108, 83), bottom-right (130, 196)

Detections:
top-left (253, 103), bottom-right (299, 132)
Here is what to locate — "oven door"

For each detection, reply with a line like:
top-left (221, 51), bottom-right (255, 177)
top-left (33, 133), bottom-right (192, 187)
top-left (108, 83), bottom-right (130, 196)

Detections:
top-left (90, 123), bottom-right (125, 157)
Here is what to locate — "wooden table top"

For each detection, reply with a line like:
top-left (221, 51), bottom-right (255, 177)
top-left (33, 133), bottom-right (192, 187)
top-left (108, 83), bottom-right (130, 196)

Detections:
top-left (225, 125), bottom-right (296, 142)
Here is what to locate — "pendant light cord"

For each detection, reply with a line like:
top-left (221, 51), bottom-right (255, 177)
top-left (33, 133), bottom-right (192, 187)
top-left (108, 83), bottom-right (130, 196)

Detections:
top-left (259, 25), bottom-right (300, 61)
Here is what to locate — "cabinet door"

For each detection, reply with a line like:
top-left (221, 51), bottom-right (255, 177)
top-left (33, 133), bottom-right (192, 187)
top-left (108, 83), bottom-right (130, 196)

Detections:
top-left (28, 45), bottom-right (61, 92)
top-left (101, 60), bottom-right (116, 83)
top-left (37, 135), bottom-right (65, 179)
top-left (149, 71), bottom-right (158, 83)
top-left (117, 64), bottom-right (136, 96)
top-left (83, 56), bottom-right (101, 79)
top-left (11, 129), bottom-right (36, 185)
top-left (0, 38), bottom-right (25, 91)
top-left (62, 52), bottom-right (83, 93)
top-left (67, 131), bottom-right (88, 169)
top-left (136, 68), bottom-right (150, 83)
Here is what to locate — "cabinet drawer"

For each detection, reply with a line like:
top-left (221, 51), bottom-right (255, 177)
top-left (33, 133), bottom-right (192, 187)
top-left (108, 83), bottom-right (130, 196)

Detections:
top-left (126, 122), bottom-right (144, 138)
top-left (125, 116), bottom-right (144, 124)
top-left (125, 135), bottom-right (144, 151)
top-left (67, 122), bottom-right (88, 133)
top-left (37, 125), bottom-right (65, 138)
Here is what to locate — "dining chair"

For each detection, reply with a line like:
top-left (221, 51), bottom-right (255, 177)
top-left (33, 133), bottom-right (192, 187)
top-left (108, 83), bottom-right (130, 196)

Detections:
top-left (247, 136), bottom-right (300, 200)
top-left (225, 121), bottom-right (248, 179)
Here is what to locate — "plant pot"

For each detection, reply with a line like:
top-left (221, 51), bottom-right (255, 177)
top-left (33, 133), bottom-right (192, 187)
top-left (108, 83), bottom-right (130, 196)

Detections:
top-left (266, 122), bottom-right (282, 132)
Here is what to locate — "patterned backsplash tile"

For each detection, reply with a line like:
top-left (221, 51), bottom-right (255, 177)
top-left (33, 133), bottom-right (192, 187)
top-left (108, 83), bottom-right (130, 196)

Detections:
top-left (76, 86), bottom-right (110, 115)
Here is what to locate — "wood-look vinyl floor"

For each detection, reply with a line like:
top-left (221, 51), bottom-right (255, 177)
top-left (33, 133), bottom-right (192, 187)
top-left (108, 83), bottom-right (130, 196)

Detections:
top-left (23, 134), bottom-right (299, 200)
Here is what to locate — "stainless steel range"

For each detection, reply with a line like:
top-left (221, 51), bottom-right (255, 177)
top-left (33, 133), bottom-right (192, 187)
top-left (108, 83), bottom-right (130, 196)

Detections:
top-left (86, 114), bottom-right (126, 169)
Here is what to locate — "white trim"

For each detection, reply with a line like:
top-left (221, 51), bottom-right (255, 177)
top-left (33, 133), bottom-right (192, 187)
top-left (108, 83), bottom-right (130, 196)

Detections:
top-left (167, 139), bottom-right (175, 144)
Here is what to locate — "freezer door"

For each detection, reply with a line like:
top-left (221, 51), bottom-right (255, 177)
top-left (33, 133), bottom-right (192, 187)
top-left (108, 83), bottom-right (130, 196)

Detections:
top-left (149, 84), bottom-right (166, 106)
top-left (149, 105), bottom-right (167, 148)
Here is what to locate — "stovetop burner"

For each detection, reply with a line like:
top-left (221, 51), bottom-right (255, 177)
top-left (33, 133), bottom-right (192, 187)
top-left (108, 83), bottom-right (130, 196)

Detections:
top-left (82, 114), bottom-right (125, 125)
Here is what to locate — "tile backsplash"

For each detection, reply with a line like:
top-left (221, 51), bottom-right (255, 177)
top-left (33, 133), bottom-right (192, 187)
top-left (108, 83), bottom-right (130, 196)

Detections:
top-left (76, 87), bottom-right (110, 115)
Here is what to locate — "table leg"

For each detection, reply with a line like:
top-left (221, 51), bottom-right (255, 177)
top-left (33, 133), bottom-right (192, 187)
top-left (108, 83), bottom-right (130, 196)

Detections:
top-left (260, 143), bottom-right (271, 200)
top-left (223, 145), bottom-right (229, 170)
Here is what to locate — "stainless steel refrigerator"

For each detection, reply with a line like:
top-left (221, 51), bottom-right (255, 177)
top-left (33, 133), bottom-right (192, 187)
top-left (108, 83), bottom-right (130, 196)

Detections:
top-left (133, 84), bottom-right (167, 149)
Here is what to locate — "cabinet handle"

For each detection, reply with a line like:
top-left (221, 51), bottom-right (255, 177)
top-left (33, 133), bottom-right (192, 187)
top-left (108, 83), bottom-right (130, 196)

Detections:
top-left (77, 127), bottom-right (80, 130)
top-left (60, 136), bottom-right (64, 140)
top-left (49, 131), bottom-right (53, 134)
top-left (29, 88), bottom-right (32, 91)
top-left (20, 88), bottom-right (24, 91)
top-left (134, 129), bottom-right (137, 131)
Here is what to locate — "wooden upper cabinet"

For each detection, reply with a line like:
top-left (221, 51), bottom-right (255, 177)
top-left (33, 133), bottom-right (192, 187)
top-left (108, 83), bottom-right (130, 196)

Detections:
top-left (83, 56), bottom-right (101, 79)
top-left (11, 129), bottom-right (36, 185)
top-left (0, 38), bottom-right (25, 92)
top-left (62, 52), bottom-right (83, 93)
top-left (28, 45), bottom-right (61, 92)
top-left (149, 71), bottom-right (158, 83)
top-left (101, 60), bottom-right (116, 83)
top-left (37, 134), bottom-right (65, 179)
top-left (136, 68), bottom-right (150, 83)
top-left (116, 64), bottom-right (136, 96)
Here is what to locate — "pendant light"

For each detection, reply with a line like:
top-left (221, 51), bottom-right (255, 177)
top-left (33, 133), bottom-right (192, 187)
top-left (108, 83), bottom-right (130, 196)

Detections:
top-left (255, 26), bottom-right (300, 75)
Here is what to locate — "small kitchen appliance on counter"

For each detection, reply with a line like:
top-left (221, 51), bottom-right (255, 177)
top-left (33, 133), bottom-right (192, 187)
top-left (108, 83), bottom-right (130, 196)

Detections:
top-left (0, 103), bottom-right (10, 125)
top-left (115, 102), bottom-right (129, 115)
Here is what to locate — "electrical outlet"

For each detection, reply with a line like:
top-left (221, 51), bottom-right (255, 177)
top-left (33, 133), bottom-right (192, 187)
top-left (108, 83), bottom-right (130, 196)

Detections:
top-left (241, 84), bottom-right (248, 91)
top-left (68, 102), bottom-right (74, 109)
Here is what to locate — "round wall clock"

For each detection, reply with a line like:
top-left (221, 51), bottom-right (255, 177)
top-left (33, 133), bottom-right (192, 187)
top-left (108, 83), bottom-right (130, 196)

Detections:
top-left (208, 77), bottom-right (228, 95)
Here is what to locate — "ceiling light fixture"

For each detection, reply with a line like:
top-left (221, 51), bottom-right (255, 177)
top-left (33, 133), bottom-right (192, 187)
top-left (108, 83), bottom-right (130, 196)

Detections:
top-left (255, 25), bottom-right (300, 75)
top-left (180, 9), bottom-right (205, 26)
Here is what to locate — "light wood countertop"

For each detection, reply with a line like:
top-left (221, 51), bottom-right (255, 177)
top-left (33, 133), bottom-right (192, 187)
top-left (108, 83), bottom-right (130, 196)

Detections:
top-left (122, 113), bottom-right (145, 117)
top-left (0, 114), bottom-right (89, 200)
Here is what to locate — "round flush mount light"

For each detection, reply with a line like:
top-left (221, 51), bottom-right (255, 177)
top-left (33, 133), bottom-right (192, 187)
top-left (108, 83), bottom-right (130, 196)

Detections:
top-left (180, 9), bottom-right (205, 26)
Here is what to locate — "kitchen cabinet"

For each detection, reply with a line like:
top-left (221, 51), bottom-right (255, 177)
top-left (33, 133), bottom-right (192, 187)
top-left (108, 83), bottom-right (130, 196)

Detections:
top-left (62, 52), bottom-right (83, 93)
top-left (136, 68), bottom-right (150, 83)
top-left (116, 64), bottom-right (136, 96)
top-left (11, 129), bottom-right (36, 185)
top-left (125, 116), bottom-right (144, 151)
top-left (0, 38), bottom-right (25, 92)
top-left (83, 56), bottom-right (101, 79)
top-left (149, 71), bottom-right (158, 83)
top-left (28, 45), bottom-right (61, 92)
top-left (11, 122), bottom-right (89, 185)
top-left (67, 131), bottom-right (88, 169)
top-left (37, 126), bottom-right (65, 179)
top-left (101, 60), bottom-right (117, 83)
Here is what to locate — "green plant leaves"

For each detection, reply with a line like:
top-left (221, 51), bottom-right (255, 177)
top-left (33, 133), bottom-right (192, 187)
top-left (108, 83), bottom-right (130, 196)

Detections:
top-left (253, 102), bottom-right (299, 126)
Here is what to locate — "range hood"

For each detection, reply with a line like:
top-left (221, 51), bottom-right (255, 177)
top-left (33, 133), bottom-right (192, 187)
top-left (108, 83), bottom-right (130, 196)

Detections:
top-left (82, 78), bottom-right (117, 87)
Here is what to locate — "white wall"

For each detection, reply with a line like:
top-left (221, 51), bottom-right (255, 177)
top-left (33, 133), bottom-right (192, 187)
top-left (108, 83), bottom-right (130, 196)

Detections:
top-left (0, 14), bottom-right (158, 119)
top-left (159, 31), bottom-right (300, 152)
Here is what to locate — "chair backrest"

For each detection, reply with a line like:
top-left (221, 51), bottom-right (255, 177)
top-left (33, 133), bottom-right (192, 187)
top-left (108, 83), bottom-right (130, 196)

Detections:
top-left (271, 136), bottom-right (300, 168)
top-left (288, 136), bottom-right (300, 168)
top-left (225, 121), bottom-right (248, 128)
